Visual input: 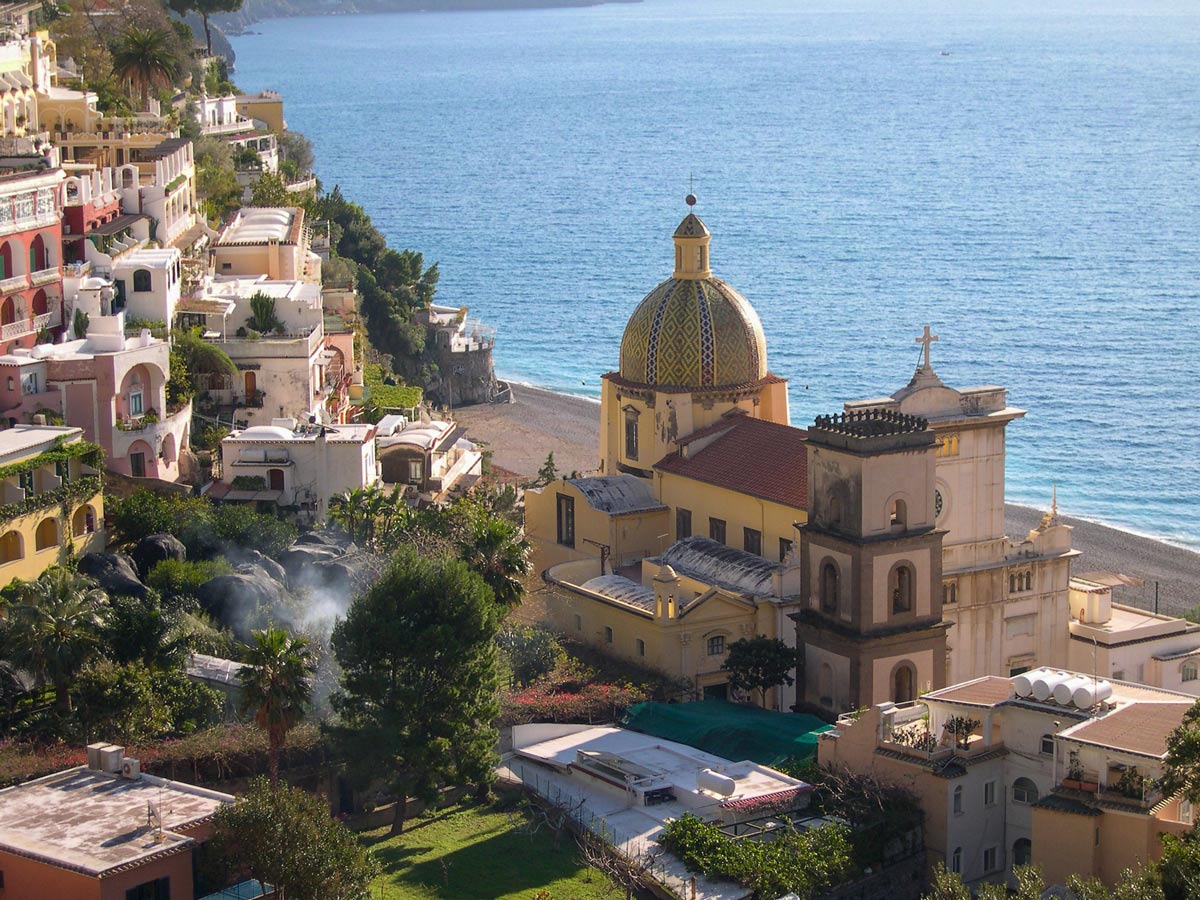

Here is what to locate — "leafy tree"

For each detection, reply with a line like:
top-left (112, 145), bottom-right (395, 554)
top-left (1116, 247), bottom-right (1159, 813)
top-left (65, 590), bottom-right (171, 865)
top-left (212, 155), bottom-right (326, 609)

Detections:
top-left (112, 25), bottom-right (180, 111)
top-left (102, 592), bottom-right (188, 669)
top-left (193, 137), bottom-right (242, 220)
top-left (245, 292), bottom-right (283, 334)
top-left (279, 130), bottom-right (314, 173)
top-left (166, 346), bottom-right (194, 409)
top-left (107, 489), bottom-right (296, 559)
top-left (76, 661), bottom-right (221, 743)
top-left (166, 0), bottom-right (243, 56)
top-left (1157, 830), bottom-right (1200, 900)
top-left (924, 864), bottom-right (1166, 900)
top-left (532, 452), bottom-right (558, 487)
top-left (239, 627), bottom-right (315, 787)
top-left (1160, 699), bottom-right (1200, 805)
top-left (249, 172), bottom-right (292, 207)
top-left (721, 636), bottom-right (799, 707)
top-left (496, 624), bottom-right (564, 688)
top-left (330, 550), bottom-right (501, 833)
top-left (4, 568), bottom-right (108, 713)
top-left (327, 485), bottom-right (407, 547)
top-left (174, 327), bottom-right (237, 387)
top-left (146, 557), bottom-right (235, 610)
top-left (205, 778), bottom-right (379, 900)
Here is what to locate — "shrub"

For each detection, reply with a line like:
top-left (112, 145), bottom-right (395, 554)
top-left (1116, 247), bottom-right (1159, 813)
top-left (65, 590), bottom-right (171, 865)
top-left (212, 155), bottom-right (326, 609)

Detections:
top-left (146, 558), bottom-right (235, 609)
top-left (496, 624), bottom-right (565, 688)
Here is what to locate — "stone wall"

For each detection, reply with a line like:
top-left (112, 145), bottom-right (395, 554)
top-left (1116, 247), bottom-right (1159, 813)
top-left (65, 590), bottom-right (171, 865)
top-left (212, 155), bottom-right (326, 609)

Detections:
top-left (424, 344), bottom-right (498, 408)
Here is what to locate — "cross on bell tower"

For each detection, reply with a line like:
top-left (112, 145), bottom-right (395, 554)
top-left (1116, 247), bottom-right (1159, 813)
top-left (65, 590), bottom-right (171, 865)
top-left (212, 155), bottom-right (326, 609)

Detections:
top-left (915, 325), bottom-right (939, 371)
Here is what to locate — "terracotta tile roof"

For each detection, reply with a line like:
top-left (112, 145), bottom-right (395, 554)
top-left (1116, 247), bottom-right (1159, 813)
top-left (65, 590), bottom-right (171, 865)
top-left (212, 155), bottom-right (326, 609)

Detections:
top-left (654, 416), bottom-right (808, 509)
top-left (923, 676), bottom-right (1015, 707)
top-left (1062, 702), bottom-right (1192, 759)
top-left (720, 785), bottom-right (811, 811)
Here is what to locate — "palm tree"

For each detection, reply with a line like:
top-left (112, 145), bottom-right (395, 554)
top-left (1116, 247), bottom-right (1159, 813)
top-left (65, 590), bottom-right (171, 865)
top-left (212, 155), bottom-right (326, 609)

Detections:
top-left (112, 26), bottom-right (181, 112)
top-left (456, 514), bottom-right (532, 610)
top-left (239, 627), bottom-right (315, 787)
top-left (5, 568), bottom-right (107, 713)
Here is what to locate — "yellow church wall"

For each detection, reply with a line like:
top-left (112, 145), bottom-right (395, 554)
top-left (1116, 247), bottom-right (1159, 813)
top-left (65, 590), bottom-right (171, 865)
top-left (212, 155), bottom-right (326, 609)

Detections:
top-left (524, 479), bottom-right (668, 573)
top-left (544, 557), bottom-right (790, 706)
top-left (654, 471), bottom-right (804, 563)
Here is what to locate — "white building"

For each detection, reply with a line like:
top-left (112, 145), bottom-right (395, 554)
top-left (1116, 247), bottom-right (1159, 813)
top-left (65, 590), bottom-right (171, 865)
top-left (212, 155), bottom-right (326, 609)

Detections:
top-left (376, 415), bottom-right (482, 501)
top-left (212, 206), bottom-right (320, 284)
top-left (180, 274), bottom-right (331, 427)
top-left (505, 724), bottom-right (819, 900)
top-left (847, 332), bottom-right (1080, 684)
top-left (214, 419), bottom-right (377, 522)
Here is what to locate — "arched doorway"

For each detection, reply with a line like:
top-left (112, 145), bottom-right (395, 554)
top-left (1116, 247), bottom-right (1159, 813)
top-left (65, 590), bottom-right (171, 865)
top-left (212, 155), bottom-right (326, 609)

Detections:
top-left (28, 233), bottom-right (47, 272)
top-left (31, 289), bottom-right (47, 318)
top-left (268, 468), bottom-right (284, 491)
top-left (0, 296), bottom-right (15, 326)
top-left (0, 241), bottom-right (12, 279)
top-left (244, 370), bottom-right (256, 398)
top-left (892, 662), bottom-right (916, 704)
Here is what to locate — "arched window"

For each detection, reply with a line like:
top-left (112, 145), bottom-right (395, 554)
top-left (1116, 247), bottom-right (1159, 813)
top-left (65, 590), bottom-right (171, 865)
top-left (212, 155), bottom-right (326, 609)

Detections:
top-left (943, 582), bottom-right (957, 605)
top-left (0, 530), bottom-right (22, 564)
top-left (707, 635), bottom-right (725, 656)
top-left (889, 498), bottom-right (907, 529)
top-left (132, 268), bottom-right (152, 292)
top-left (1025, 571), bottom-right (1033, 591)
top-left (952, 787), bottom-right (963, 816)
top-left (819, 559), bottom-right (839, 614)
top-left (1013, 777), bottom-right (1039, 805)
top-left (1183, 662), bottom-right (1198, 683)
top-left (890, 563), bottom-right (915, 614)
top-left (121, 168), bottom-right (135, 189)
top-left (1013, 838), bottom-right (1032, 867)
top-left (72, 504), bottom-right (96, 537)
top-left (892, 662), bottom-right (916, 703)
top-left (623, 407), bottom-right (639, 461)
top-left (1009, 573), bottom-right (1017, 592)
top-left (34, 517), bottom-right (57, 550)
top-left (951, 846), bottom-right (962, 873)
top-left (0, 241), bottom-right (11, 279)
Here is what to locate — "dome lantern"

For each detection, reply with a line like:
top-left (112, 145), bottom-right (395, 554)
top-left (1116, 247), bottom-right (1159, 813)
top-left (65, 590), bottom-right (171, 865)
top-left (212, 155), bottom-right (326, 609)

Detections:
top-left (673, 195), bottom-right (712, 280)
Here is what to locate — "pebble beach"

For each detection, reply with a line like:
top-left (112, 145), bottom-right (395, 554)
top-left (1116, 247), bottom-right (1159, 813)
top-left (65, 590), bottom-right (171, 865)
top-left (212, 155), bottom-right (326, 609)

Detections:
top-left (455, 384), bottom-right (1200, 616)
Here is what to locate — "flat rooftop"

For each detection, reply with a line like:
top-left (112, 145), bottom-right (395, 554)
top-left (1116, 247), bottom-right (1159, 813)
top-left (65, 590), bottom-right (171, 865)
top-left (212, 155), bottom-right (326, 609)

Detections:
top-left (0, 424), bottom-right (82, 462)
top-left (0, 767), bottom-right (233, 876)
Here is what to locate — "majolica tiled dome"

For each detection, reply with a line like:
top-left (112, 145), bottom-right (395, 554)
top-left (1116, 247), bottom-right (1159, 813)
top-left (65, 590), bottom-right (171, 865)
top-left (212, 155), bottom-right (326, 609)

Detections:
top-left (618, 212), bottom-right (768, 390)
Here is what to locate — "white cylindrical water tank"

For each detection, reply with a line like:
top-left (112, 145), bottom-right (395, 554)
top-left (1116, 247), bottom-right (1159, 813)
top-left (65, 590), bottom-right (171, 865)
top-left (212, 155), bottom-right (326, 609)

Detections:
top-left (1032, 670), bottom-right (1069, 702)
top-left (1053, 676), bottom-right (1091, 706)
top-left (1073, 680), bottom-right (1114, 709)
top-left (1013, 672), bottom-right (1035, 698)
top-left (697, 769), bottom-right (736, 797)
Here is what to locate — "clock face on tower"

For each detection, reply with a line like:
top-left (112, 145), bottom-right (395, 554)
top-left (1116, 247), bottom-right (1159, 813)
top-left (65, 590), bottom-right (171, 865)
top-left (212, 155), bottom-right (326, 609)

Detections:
top-left (935, 489), bottom-right (945, 519)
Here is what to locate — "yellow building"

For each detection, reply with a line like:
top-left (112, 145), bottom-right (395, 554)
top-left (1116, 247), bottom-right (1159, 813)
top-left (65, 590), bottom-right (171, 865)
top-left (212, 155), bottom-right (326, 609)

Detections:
top-left (526, 199), bottom-right (810, 707)
top-left (0, 424), bottom-right (104, 584)
top-left (235, 91), bottom-right (286, 133)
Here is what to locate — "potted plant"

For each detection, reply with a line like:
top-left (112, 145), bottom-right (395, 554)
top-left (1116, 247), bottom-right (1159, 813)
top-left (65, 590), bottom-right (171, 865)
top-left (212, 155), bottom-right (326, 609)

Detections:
top-left (1063, 750), bottom-right (1099, 792)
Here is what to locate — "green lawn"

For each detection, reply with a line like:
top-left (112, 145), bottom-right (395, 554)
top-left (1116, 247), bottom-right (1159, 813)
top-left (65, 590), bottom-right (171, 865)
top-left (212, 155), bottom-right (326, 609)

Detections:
top-left (361, 799), bottom-right (616, 900)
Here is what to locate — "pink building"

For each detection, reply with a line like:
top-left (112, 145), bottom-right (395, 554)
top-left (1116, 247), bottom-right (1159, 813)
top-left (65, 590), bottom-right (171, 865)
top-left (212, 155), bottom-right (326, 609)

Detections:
top-left (0, 311), bottom-right (190, 481)
top-left (0, 166), bottom-right (65, 356)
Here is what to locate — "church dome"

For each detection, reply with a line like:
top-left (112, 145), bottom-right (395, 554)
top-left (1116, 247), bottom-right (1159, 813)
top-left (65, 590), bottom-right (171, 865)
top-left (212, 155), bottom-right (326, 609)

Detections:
top-left (618, 208), bottom-right (768, 390)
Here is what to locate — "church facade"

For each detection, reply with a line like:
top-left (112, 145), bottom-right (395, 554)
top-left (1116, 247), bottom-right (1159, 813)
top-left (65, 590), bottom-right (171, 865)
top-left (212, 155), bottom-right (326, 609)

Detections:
top-left (525, 201), bottom-right (1077, 714)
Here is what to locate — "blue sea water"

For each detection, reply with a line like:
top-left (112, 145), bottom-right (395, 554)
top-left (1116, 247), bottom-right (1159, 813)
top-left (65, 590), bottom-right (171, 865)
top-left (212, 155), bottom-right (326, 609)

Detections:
top-left (229, 0), bottom-right (1200, 548)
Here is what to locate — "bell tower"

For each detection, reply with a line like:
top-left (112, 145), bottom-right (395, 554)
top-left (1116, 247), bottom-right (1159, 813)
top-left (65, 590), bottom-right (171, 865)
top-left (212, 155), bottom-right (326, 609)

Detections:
top-left (792, 409), bottom-right (948, 714)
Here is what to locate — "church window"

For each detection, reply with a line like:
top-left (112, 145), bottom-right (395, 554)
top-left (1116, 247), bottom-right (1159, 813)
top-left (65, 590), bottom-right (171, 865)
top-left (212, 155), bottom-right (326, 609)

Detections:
top-left (1009, 573), bottom-right (1018, 593)
top-left (604, 626), bottom-right (613, 644)
top-left (707, 635), bottom-right (725, 656)
top-left (675, 246), bottom-right (681, 270)
top-left (820, 560), bottom-right (839, 614)
top-left (828, 494), bottom-right (843, 528)
top-left (699, 246), bottom-right (707, 269)
top-left (889, 498), bottom-right (907, 530)
top-left (743, 527), bottom-right (761, 557)
top-left (890, 563), bottom-right (914, 614)
top-left (709, 517), bottom-right (726, 545)
top-left (695, 246), bottom-right (703, 269)
top-left (556, 493), bottom-right (575, 548)
top-left (778, 537), bottom-right (793, 562)
top-left (892, 662), bottom-right (916, 703)
top-left (1012, 778), bottom-right (1038, 805)
top-left (952, 786), bottom-right (963, 816)
top-left (936, 433), bottom-right (959, 458)
top-left (676, 508), bottom-right (692, 539)
top-left (942, 581), bottom-right (957, 604)
top-left (636, 639), bottom-right (645, 657)
top-left (1183, 662), bottom-right (1198, 683)
top-left (623, 407), bottom-right (639, 461)
top-left (1025, 571), bottom-right (1033, 591)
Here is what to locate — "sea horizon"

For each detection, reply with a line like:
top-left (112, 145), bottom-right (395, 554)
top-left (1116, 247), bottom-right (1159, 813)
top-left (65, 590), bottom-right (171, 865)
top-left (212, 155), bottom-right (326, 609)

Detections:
top-left (230, 0), bottom-right (1200, 552)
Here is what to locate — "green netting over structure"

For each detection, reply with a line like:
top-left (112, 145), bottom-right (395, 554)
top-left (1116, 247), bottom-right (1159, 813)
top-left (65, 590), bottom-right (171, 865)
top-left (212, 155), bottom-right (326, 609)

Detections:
top-left (621, 700), bottom-right (834, 766)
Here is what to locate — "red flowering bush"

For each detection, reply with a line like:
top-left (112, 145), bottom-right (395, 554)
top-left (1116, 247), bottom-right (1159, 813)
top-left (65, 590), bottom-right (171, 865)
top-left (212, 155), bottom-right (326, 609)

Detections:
top-left (501, 681), bottom-right (646, 725)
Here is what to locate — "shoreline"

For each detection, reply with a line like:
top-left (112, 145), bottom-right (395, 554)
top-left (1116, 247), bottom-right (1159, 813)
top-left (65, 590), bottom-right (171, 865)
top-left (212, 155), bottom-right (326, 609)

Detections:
top-left (455, 383), bottom-right (1200, 615)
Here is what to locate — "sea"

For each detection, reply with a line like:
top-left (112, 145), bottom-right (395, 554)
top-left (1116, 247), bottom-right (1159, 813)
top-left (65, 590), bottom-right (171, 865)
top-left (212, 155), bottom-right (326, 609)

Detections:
top-left (228, 0), bottom-right (1200, 550)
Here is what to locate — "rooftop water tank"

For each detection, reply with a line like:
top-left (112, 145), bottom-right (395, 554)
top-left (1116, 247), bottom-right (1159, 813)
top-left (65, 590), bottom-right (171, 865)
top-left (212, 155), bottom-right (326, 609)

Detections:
top-left (1072, 680), bottom-right (1113, 709)
top-left (1053, 676), bottom-right (1092, 706)
top-left (1031, 670), bottom-right (1070, 702)
top-left (697, 768), bottom-right (736, 797)
top-left (1013, 672), bottom-right (1036, 698)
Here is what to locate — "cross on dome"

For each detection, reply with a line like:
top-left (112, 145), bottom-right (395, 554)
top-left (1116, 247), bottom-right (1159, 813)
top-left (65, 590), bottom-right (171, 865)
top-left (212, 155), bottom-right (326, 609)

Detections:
top-left (915, 325), bottom-right (939, 371)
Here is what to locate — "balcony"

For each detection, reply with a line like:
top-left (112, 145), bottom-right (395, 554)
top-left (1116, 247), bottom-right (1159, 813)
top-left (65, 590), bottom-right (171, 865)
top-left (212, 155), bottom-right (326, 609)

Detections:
top-left (0, 317), bottom-right (32, 341)
top-left (0, 273), bottom-right (26, 294)
top-left (34, 308), bottom-right (60, 331)
top-left (29, 267), bottom-right (60, 287)
top-left (112, 401), bottom-right (192, 459)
